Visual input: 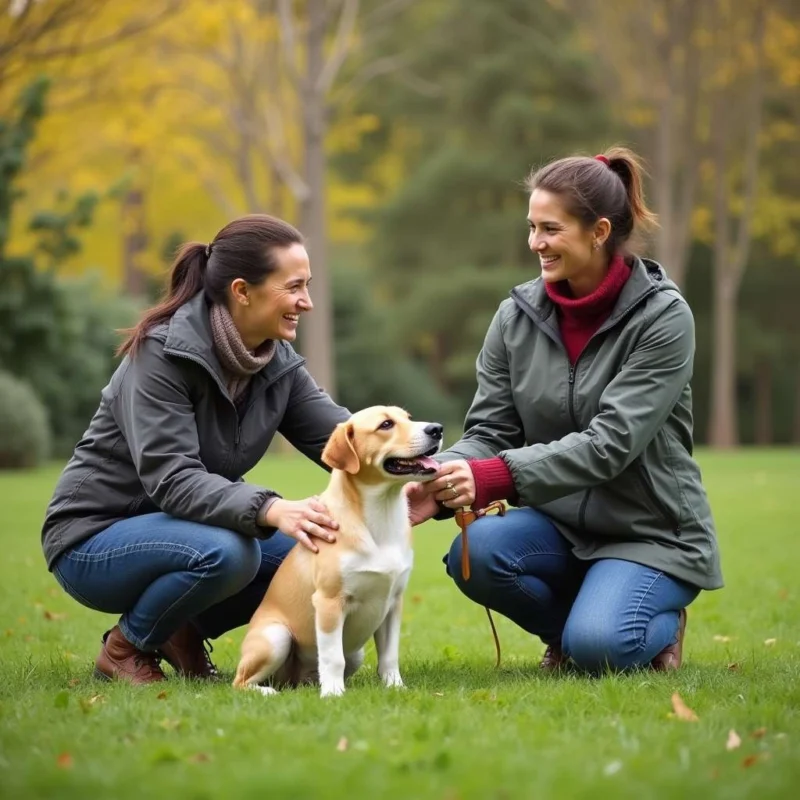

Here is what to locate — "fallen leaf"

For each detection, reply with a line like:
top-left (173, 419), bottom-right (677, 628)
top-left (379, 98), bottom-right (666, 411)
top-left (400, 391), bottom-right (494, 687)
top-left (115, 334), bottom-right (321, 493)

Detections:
top-left (774, 733), bottom-right (787, 740)
top-left (764, 638), bottom-right (777, 646)
top-left (433, 692), bottom-right (444, 697)
top-left (88, 694), bottom-right (105, 705)
top-left (48, 588), bottom-right (59, 597)
top-left (671, 692), bottom-right (699, 722)
top-left (751, 727), bottom-right (767, 739)
top-left (336, 736), bottom-right (349, 752)
top-left (158, 718), bottom-right (182, 731)
top-left (411, 594), bottom-right (423, 604)
top-left (4, 629), bottom-right (13, 637)
top-left (710, 768), bottom-right (720, 780)
top-left (741, 755), bottom-right (760, 768)
top-left (777, 589), bottom-right (789, 601)
top-left (603, 760), bottom-right (623, 776)
top-left (43, 610), bottom-right (66, 621)
top-left (157, 691), bottom-right (168, 700)
top-left (56, 753), bottom-right (73, 769)
top-left (726, 729), bottom-right (742, 750)
top-left (68, 678), bottom-right (81, 687)
top-left (727, 662), bottom-right (740, 670)
top-left (713, 635), bottom-right (733, 643)
top-left (188, 753), bottom-right (211, 764)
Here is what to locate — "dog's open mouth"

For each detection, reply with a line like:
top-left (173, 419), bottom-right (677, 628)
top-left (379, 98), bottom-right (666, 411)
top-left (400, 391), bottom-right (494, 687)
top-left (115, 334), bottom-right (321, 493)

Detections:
top-left (383, 447), bottom-right (440, 476)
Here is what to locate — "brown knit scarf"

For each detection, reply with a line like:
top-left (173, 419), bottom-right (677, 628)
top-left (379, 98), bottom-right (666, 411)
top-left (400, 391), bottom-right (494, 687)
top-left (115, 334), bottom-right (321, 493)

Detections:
top-left (209, 303), bottom-right (276, 400)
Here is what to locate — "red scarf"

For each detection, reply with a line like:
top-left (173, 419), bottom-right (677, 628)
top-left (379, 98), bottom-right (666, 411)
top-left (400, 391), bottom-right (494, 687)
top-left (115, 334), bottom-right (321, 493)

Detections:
top-left (544, 252), bottom-right (631, 364)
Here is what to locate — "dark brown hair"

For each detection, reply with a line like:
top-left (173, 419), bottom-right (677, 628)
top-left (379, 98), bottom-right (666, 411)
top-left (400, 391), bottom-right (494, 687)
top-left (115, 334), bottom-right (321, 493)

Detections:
top-left (118, 214), bottom-right (304, 357)
top-left (526, 145), bottom-right (657, 254)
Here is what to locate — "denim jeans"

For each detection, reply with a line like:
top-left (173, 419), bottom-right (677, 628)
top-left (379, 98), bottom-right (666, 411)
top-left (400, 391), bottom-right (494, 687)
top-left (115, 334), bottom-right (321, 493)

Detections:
top-left (444, 507), bottom-right (700, 672)
top-left (52, 513), bottom-right (295, 651)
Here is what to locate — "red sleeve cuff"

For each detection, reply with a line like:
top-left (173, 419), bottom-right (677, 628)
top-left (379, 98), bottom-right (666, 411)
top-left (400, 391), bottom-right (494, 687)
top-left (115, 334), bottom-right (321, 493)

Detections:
top-left (468, 457), bottom-right (517, 510)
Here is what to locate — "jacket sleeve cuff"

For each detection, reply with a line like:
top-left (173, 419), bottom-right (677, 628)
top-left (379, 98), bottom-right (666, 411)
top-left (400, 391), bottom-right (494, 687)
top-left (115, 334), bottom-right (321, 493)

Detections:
top-left (255, 493), bottom-right (282, 537)
top-left (468, 457), bottom-right (517, 509)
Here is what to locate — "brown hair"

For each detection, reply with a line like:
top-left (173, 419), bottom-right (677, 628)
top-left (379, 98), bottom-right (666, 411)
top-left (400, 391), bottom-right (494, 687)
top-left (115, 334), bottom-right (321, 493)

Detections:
top-left (118, 214), bottom-right (304, 357)
top-left (526, 145), bottom-right (657, 255)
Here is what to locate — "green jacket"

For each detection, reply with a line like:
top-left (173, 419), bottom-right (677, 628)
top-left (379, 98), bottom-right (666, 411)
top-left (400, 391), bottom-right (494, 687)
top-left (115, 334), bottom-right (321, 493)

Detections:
top-left (41, 292), bottom-right (350, 570)
top-left (439, 257), bottom-right (722, 591)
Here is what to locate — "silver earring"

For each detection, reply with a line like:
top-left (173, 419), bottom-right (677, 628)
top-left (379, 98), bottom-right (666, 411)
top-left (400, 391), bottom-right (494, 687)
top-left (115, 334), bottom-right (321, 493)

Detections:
top-left (593, 241), bottom-right (601, 251)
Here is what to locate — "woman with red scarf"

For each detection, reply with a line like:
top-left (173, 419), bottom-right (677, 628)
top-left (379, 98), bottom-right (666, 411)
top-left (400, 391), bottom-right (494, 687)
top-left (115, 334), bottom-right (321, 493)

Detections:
top-left (411, 147), bottom-right (722, 673)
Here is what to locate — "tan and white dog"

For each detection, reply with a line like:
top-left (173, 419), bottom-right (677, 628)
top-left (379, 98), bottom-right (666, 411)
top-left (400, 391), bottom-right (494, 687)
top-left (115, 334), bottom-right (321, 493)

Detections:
top-left (233, 406), bottom-right (443, 697)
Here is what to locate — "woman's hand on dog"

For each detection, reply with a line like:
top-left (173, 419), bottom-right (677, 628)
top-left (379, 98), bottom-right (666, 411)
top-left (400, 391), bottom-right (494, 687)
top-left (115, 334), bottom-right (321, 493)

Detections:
top-left (264, 497), bottom-right (339, 553)
top-left (426, 460), bottom-right (476, 508)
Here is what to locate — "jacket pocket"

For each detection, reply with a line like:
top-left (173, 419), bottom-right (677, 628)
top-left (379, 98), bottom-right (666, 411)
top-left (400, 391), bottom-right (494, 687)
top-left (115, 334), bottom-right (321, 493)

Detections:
top-left (635, 461), bottom-right (681, 536)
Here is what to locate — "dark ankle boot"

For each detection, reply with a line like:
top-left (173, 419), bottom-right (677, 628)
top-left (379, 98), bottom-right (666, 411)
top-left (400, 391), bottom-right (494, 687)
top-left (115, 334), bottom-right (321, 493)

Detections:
top-left (94, 625), bottom-right (166, 685)
top-left (539, 643), bottom-right (568, 671)
top-left (158, 622), bottom-right (219, 680)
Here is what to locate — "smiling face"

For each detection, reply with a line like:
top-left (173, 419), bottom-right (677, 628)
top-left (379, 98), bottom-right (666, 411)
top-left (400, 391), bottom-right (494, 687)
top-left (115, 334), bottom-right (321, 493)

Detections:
top-left (527, 189), bottom-right (611, 297)
top-left (321, 406), bottom-right (443, 485)
top-left (228, 243), bottom-right (312, 349)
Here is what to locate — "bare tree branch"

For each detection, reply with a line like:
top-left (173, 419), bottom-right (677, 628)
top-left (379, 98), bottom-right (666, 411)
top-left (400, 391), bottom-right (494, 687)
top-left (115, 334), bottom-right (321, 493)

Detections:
top-left (731, 1), bottom-right (766, 282)
top-left (262, 104), bottom-right (311, 201)
top-left (23, 2), bottom-right (182, 60)
top-left (316, 0), bottom-right (359, 94)
top-left (277, 0), bottom-right (302, 89)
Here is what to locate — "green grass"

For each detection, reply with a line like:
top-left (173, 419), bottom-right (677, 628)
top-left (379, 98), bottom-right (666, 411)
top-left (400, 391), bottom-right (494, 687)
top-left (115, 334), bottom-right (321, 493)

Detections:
top-left (1, 451), bottom-right (799, 799)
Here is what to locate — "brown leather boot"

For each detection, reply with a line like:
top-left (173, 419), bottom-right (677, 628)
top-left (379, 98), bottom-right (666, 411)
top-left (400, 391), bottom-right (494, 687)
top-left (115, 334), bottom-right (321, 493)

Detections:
top-left (651, 608), bottom-right (687, 671)
top-left (158, 622), bottom-right (219, 680)
top-left (539, 643), bottom-right (568, 671)
top-left (93, 625), bottom-right (166, 684)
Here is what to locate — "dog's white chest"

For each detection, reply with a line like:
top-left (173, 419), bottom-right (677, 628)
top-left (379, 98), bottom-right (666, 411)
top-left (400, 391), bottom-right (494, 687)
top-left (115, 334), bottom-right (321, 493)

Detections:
top-left (340, 545), bottom-right (413, 599)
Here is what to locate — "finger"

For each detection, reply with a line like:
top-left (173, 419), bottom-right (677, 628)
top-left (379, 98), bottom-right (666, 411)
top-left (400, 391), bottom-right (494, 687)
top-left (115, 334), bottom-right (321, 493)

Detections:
top-left (436, 490), bottom-right (461, 506)
top-left (295, 529), bottom-right (319, 553)
top-left (309, 499), bottom-right (338, 527)
top-left (306, 522), bottom-right (336, 543)
top-left (309, 512), bottom-right (337, 537)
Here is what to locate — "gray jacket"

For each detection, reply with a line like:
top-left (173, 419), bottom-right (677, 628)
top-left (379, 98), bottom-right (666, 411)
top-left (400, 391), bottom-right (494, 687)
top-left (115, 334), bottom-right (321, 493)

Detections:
top-left (41, 292), bottom-right (350, 569)
top-left (439, 257), bottom-right (722, 590)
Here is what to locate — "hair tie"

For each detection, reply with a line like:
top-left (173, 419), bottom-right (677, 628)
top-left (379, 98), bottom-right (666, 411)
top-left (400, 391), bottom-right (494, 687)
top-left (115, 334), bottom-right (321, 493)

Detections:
top-left (594, 154), bottom-right (610, 166)
top-left (204, 243), bottom-right (212, 258)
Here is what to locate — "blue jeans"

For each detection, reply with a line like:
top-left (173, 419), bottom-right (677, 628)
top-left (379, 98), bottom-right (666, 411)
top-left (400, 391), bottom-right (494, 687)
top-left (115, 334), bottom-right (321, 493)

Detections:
top-left (444, 507), bottom-right (700, 672)
top-left (52, 513), bottom-right (295, 651)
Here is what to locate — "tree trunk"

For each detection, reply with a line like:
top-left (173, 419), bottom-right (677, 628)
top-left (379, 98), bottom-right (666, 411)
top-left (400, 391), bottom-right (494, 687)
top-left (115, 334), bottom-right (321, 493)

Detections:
top-left (299, 0), bottom-right (336, 396)
top-left (121, 151), bottom-right (148, 296)
top-left (753, 360), bottom-right (772, 446)
top-left (793, 363), bottom-right (800, 445)
top-left (709, 274), bottom-right (738, 448)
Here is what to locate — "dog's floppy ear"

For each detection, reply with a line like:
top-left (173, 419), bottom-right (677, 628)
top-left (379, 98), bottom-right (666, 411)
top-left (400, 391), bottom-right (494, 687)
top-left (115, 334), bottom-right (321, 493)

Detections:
top-left (321, 421), bottom-right (360, 474)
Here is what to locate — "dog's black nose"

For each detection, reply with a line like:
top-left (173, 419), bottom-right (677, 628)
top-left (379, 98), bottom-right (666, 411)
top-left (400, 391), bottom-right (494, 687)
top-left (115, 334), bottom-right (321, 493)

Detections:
top-left (424, 423), bottom-right (443, 440)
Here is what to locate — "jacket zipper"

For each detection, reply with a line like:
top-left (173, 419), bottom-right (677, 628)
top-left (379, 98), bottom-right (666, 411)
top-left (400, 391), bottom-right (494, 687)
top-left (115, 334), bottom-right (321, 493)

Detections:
top-left (164, 348), bottom-right (302, 457)
top-left (637, 463), bottom-right (681, 536)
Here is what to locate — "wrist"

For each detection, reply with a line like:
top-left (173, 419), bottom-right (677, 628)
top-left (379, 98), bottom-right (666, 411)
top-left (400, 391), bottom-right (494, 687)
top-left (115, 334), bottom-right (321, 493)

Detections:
top-left (258, 496), bottom-right (283, 527)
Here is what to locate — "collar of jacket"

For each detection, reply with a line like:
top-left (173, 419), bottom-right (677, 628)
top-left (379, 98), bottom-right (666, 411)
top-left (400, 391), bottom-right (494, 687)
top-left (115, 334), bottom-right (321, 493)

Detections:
top-left (510, 256), bottom-right (681, 341)
top-left (147, 291), bottom-right (305, 401)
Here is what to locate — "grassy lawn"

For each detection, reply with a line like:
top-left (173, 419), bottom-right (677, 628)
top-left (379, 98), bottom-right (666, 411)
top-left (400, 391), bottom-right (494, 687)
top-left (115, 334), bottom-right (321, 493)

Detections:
top-left (1, 450), bottom-right (798, 799)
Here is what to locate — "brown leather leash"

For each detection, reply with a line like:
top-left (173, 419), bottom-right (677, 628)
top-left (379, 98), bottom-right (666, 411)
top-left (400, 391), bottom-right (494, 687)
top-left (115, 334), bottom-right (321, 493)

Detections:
top-left (454, 500), bottom-right (506, 668)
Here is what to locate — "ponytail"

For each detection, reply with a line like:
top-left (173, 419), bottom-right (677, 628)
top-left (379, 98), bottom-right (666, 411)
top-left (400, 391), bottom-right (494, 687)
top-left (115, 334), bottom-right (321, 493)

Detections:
top-left (116, 242), bottom-right (207, 357)
top-left (602, 146), bottom-right (658, 231)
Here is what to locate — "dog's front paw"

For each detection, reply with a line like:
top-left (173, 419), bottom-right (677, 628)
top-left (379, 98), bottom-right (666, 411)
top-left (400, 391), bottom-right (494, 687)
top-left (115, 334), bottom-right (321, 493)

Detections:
top-left (320, 680), bottom-right (345, 698)
top-left (380, 670), bottom-right (405, 689)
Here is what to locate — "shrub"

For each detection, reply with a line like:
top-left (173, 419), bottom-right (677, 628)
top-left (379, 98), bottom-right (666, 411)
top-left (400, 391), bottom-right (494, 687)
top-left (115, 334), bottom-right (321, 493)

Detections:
top-left (0, 370), bottom-right (51, 469)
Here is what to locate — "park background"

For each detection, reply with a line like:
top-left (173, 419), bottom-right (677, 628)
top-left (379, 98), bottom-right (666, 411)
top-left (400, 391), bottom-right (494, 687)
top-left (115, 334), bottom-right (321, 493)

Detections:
top-left (1, 2), bottom-right (799, 799)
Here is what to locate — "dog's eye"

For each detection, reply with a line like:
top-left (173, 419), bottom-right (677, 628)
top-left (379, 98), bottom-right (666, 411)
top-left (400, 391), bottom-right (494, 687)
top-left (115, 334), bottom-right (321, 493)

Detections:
top-left (378, 419), bottom-right (395, 431)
